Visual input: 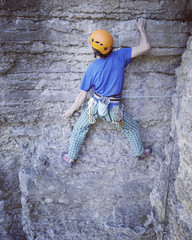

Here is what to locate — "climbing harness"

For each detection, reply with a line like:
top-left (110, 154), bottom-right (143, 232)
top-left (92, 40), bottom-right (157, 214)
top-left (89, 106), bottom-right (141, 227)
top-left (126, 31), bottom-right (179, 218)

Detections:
top-left (90, 92), bottom-right (124, 129)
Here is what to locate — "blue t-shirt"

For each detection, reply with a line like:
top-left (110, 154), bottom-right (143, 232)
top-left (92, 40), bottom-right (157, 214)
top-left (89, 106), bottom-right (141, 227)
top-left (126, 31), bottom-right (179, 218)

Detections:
top-left (80, 48), bottom-right (132, 97)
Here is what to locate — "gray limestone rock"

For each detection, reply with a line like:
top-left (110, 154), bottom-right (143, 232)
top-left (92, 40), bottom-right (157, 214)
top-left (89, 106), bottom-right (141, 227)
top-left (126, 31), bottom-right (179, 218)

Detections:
top-left (0, 0), bottom-right (192, 239)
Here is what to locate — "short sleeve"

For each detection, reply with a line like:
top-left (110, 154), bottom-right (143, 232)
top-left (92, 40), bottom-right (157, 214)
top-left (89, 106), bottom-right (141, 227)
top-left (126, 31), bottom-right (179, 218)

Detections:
top-left (80, 66), bottom-right (93, 92)
top-left (116, 48), bottom-right (132, 67)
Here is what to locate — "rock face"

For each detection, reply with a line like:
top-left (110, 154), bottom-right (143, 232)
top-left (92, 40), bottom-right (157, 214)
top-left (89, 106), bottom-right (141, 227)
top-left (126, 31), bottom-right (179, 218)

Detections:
top-left (168, 36), bottom-right (192, 239)
top-left (0, 0), bottom-right (192, 239)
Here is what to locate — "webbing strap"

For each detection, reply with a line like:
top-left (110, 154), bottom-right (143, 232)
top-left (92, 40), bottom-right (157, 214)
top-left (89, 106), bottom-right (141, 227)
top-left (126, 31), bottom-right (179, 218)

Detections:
top-left (94, 92), bottom-right (121, 102)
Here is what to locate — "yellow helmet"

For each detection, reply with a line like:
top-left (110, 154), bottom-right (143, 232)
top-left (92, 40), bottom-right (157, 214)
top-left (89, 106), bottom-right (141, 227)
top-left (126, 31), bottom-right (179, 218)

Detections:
top-left (89, 29), bottom-right (113, 55)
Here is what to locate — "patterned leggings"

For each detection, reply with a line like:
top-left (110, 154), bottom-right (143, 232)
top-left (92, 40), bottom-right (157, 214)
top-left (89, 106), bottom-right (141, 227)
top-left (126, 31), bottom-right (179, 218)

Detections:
top-left (68, 106), bottom-right (144, 160)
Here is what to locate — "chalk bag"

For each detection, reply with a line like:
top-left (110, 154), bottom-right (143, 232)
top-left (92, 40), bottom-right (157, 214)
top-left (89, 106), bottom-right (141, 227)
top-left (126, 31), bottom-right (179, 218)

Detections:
top-left (98, 96), bottom-right (110, 116)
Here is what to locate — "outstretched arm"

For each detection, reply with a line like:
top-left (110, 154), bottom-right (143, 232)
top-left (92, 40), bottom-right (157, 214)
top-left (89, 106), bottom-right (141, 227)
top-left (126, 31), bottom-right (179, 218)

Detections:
top-left (64, 90), bottom-right (88, 118)
top-left (131, 18), bottom-right (151, 58)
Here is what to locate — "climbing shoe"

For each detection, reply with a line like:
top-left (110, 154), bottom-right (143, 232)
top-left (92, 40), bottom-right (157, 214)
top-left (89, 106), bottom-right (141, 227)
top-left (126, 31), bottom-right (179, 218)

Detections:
top-left (61, 152), bottom-right (74, 168)
top-left (138, 147), bottom-right (152, 160)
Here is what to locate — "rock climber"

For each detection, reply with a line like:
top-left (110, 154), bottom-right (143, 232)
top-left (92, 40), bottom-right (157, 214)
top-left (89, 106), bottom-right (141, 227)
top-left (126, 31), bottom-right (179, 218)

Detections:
top-left (62, 18), bottom-right (152, 167)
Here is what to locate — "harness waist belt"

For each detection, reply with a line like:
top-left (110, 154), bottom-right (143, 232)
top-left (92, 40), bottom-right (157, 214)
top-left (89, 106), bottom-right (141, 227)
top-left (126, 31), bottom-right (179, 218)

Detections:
top-left (94, 93), bottom-right (121, 103)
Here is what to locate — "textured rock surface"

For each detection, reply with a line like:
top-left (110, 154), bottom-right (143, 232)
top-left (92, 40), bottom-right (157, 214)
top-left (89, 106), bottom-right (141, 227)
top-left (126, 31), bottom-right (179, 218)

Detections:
top-left (168, 36), bottom-right (192, 240)
top-left (149, 37), bottom-right (192, 240)
top-left (0, 0), bottom-right (192, 239)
